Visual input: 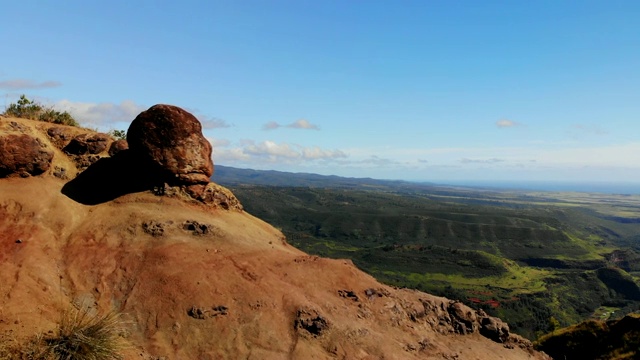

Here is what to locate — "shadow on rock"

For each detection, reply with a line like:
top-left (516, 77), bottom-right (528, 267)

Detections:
top-left (61, 150), bottom-right (166, 205)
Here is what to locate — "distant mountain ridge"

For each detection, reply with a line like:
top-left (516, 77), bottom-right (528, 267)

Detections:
top-left (212, 164), bottom-right (433, 189)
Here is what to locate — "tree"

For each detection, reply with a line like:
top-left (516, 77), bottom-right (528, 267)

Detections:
top-left (108, 129), bottom-right (127, 140)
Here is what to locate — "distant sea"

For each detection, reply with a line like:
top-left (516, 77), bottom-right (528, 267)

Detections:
top-left (436, 181), bottom-right (640, 195)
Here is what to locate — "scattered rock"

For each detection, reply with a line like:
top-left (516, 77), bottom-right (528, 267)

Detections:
top-left (142, 221), bottom-right (166, 237)
top-left (53, 166), bottom-right (67, 179)
top-left (0, 134), bottom-right (54, 178)
top-left (9, 121), bottom-right (27, 132)
top-left (108, 139), bottom-right (128, 156)
top-left (127, 104), bottom-right (213, 185)
top-left (187, 305), bottom-right (228, 319)
top-left (364, 288), bottom-right (390, 300)
top-left (338, 290), bottom-right (359, 302)
top-left (294, 308), bottom-right (329, 337)
top-left (182, 220), bottom-right (211, 236)
top-left (63, 133), bottom-right (110, 155)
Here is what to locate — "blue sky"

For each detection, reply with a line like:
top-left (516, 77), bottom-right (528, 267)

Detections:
top-left (1, 1), bottom-right (639, 183)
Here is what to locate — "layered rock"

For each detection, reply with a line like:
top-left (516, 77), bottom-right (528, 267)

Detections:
top-left (127, 104), bottom-right (213, 185)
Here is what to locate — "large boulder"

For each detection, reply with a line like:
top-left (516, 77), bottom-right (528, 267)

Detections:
top-left (0, 134), bottom-right (54, 177)
top-left (127, 104), bottom-right (213, 185)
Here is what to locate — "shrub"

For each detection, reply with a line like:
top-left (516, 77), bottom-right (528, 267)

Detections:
top-left (107, 130), bottom-right (126, 141)
top-left (3, 95), bottom-right (79, 127)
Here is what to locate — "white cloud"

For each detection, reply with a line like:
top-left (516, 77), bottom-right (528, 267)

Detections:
top-left (245, 141), bottom-right (301, 159)
top-left (0, 79), bottom-right (62, 90)
top-left (496, 119), bottom-right (522, 128)
top-left (213, 140), bottom-right (347, 164)
top-left (262, 118), bottom-right (320, 130)
top-left (55, 99), bottom-right (146, 128)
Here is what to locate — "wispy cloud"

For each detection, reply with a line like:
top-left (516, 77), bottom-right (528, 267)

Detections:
top-left (359, 155), bottom-right (401, 166)
top-left (262, 121), bottom-right (281, 130)
top-left (460, 158), bottom-right (505, 164)
top-left (289, 119), bottom-right (319, 130)
top-left (0, 79), bottom-right (62, 90)
top-left (262, 118), bottom-right (320, 130)
top-left (206, 137), bottom-right (231, 147)
top-left (214, 140), bottom-right (347, 164)
top-left (570, 124), bottom-right (608, 137)
top-left (496, 119), bottom-right (522, 128)
top-left (201, 117), bottom-right (231, 129)
top-left (55, 99), bottom-right (146, 127)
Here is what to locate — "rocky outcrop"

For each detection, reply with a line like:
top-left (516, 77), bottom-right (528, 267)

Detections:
top-left (0, 134), bottom-right (53, 177)
top-left (63, 133), bottom-right (110, 155)
top-left (2, 107), bottom-right (230, 208)
top-left (415, 297), bottom-right (528, 348)
top-left (127, 104), bottom-right (213, 185)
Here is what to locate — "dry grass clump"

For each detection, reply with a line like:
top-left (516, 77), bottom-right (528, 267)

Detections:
top-left (0, 307), bottom-right (128, 360)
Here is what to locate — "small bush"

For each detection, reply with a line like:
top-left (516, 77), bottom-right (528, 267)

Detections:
top-left (3, 95), bottom-right (79, 127)
top-left (107, 130), bottom-right (126, 141)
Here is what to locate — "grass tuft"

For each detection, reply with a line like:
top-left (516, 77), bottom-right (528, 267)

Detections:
top-left (43, 307), bottom-right (127, 360)
top-left (0, 307), bottom-right (128, 360)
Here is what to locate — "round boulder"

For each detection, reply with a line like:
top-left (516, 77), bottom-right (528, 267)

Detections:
top-left (108, 139), bottom-right (129, 156)
top-left (127, 105), bottom-right (213, 185)
top-left (0, 134), bottom-right (54, 177)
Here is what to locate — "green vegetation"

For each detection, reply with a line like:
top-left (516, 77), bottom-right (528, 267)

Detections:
top-left (3, 95), bottom-right (78, 126)
top-left (107, 130), bottom-right (126, 141)
top-left (223, 182), bottom-right (640, 339)
top-left (535, 313), bottom-right (640, 360)
top-left (0, 307), bottom-right (127, 360)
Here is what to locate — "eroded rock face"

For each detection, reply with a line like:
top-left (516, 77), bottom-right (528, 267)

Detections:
top-left (0, 134), bottom-right (53, 177)
top-left (127, 104), bottom-right (213, 185)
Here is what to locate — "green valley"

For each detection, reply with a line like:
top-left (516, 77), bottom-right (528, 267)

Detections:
top-left (213, 166), bottom-right (640, 340)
